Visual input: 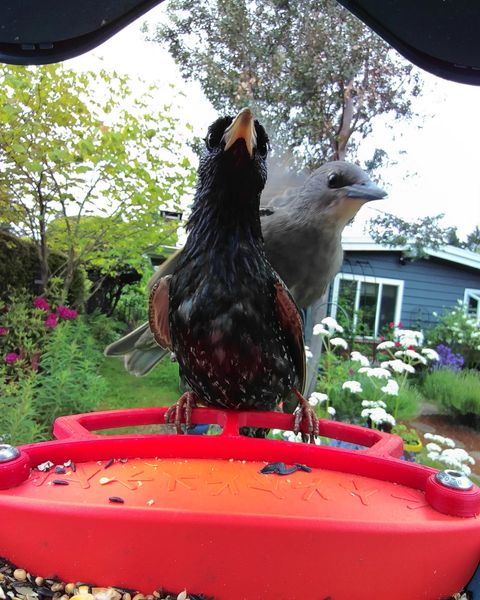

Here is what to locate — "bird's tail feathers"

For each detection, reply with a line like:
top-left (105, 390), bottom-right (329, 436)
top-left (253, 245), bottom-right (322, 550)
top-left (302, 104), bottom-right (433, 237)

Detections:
top-left (124, 346), bottom-right (170, 376)
top-left (104, 322), bottom-right (150, 356)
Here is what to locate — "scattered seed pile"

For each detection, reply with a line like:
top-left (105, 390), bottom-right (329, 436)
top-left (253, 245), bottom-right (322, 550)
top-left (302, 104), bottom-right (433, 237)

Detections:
top-left (0, 559), bottom-right (212, 600)
top-left (0, 557), bottom-right (471, 599)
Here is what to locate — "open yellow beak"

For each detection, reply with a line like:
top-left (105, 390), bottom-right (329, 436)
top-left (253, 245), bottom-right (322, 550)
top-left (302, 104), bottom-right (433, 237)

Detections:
top-left (222, 107), bottom-right (257, 158)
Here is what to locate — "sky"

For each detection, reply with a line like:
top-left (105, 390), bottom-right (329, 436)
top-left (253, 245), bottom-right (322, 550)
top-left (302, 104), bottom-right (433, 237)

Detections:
top-left (67, 3), bottom-right (480, 243)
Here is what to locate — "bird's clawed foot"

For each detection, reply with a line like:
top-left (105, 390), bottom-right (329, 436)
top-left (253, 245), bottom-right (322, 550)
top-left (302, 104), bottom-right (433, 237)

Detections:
top-left (164, 391), bottom-right (198, 434)
top-left (292, 388), bottom-right (319, 444)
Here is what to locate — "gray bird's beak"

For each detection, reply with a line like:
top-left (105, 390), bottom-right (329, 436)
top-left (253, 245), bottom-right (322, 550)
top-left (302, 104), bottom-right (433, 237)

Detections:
top-left (222, 107), bottom-right (257, 158)
top-left (345, 181), bottom-right (387, 201)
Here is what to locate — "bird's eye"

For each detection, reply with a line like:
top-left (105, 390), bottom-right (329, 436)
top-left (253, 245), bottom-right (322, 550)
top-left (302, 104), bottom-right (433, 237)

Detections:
top-left (328, 172), bottom-right (342, 189)
top-left (205, 132), bottom-right (216, 150)
top-left (257, 140), bottom-right (268, 158)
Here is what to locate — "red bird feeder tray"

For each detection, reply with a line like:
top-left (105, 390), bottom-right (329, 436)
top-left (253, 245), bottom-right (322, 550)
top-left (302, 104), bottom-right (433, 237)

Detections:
top-left (0, 407), bottom-right (479, 600)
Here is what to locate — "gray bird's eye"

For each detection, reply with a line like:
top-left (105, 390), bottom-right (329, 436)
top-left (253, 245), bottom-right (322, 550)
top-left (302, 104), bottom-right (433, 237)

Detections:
top-left (328, 172), bottom-right (343, 189)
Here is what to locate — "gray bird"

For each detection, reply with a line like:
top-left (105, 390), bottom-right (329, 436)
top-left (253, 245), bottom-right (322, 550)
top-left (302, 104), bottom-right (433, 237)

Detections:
top-left (105, 160), bottom-right (386, 375)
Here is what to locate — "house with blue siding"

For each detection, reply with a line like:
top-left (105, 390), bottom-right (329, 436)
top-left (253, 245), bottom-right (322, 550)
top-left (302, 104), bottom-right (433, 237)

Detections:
top-left (327, 239), bottom-right (480, 337)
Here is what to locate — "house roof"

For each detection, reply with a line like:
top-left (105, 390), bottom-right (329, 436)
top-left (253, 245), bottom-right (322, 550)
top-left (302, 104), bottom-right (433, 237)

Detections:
top-left (342, 237), bottom-right (480, 271)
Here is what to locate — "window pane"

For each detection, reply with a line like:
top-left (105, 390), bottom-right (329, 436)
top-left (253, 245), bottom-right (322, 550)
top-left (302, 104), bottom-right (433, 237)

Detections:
top-left (336, 279), bottom-right (356, 331)
top-left (467, 293), bottom-right (479, 317)
top-left (358, 282), bottom-right (378, 336)
top-left (379, 284), bottom-right (397, 332)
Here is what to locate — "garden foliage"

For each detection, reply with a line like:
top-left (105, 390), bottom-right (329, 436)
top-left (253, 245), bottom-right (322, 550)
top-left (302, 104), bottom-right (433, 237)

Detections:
top-left (0, 289), bottom-right (107, 443)
top-left (422, 368), bottom-right (480, 428)
top-left (427, 301), bottom-right (480, 368)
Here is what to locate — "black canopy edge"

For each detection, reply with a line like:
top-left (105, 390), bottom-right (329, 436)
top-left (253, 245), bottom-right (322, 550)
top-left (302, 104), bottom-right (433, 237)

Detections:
top-left (0, 0), bottom-right (163, 65)
top-left (338, 0), bottom-right (480, 85)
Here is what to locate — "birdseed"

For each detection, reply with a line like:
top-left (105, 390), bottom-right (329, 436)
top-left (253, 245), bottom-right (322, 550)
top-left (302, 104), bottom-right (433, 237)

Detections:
top-left (0, 559), bottom-right (213, 600)
top-left (0, 557), bottom-right (467, 599)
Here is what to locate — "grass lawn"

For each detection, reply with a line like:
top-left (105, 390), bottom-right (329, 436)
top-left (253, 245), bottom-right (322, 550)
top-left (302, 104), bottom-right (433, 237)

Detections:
top-left (99, 356), bottom-right (181, 410)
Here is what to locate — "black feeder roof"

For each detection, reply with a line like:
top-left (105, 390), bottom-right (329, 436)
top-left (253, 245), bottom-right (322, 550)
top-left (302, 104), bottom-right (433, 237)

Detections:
top-left (0, 0), bottom-right (480, 85)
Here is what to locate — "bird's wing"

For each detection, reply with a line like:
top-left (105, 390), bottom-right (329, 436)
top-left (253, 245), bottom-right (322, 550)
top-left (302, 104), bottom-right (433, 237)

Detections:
top-left (274, 281), bottom-right (306, 394)
top-left (148, 275), bottom-right (172, 349)
top-left (147, 249), bottom-right (182, 293)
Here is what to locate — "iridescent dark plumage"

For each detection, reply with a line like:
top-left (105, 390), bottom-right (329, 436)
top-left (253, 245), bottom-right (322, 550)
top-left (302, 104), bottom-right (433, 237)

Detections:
top-left (148, 109), bottom-right (313, 434)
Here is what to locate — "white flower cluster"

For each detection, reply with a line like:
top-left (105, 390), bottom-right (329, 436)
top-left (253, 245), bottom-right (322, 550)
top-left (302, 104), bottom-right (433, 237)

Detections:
top-left (424, 433), bottom-right (475, 476)
top-left (330, 337), bottom-right (348, 349)
top-left (362, 400), bottom-right (387, 409)
top-left (313, 316), bottom-right (344, 336)
top-left (342, 380), bottom-right (363, 394)
top-left (361, 405), bottom-right (396, 427)
top-left (350, 351), bottom-right (370, 366)
top-left (424, 432), bottom-right (455, 448)
top-left (308, 391), bottom-right (328, 406)
top-left (421, 348), bottom-right (440, 361)
top-left (380, 359), bottom-right (416, 374)
top-left (282, 430), bottom-right (322, 444)
top-left (380, 379), bottom-right (399, 396)
top-left (359, 366), bottom-right (391, 379)
top-left (394, 349), bottom-right (427, 365)
top-left (397, 329), bottom-right (424, 347)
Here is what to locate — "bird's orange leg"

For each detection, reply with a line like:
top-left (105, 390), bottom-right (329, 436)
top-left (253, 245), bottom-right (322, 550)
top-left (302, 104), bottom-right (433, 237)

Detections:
top-left (292, 388), bottom-right (319, 444)
top-left (164, 391), bottom-right (198, 434)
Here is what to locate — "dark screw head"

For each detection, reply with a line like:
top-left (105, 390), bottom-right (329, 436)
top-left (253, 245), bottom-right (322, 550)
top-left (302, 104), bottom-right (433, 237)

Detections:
top-left (435, 469), bottom-right (473, 491)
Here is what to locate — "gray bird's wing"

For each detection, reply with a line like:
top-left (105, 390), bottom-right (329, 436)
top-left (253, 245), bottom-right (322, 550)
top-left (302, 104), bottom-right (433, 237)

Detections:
top-left (104, 253), bottom-right (181, 376)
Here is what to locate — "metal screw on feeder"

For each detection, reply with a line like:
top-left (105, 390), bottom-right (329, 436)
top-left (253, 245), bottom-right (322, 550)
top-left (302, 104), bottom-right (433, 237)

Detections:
top-left (0, 444), bottom-right (20, 464)
top-left (435, 469), bottom-right (474, 491)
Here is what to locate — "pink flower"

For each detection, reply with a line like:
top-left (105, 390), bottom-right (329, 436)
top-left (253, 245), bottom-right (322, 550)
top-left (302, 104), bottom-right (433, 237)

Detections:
top-left (4, 352), bottom-right (19, 364)
top-left (56, 305), bottom-right (78, 320)
top-left (379, 335), bottom-right (385, 342)
top-left (45, 313), bottom-right (58, 329)
top-left (0, 327), bottom-right (8, 336)
top-left (33, 297), bottom-right (50, 311)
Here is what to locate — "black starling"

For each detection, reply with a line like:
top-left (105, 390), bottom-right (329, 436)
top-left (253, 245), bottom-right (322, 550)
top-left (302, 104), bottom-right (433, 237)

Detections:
top-left (146, 108), bottom-right (317, 437)
top-left (105, 161), bottom-right (385, 375)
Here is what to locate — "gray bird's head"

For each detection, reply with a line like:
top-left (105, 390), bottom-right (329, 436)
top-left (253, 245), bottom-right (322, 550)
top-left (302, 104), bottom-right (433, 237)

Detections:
top-left (299, 160), bottom-right (386, 227)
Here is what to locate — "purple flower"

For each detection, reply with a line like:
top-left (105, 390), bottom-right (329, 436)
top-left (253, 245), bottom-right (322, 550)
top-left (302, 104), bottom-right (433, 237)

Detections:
top-left (4, 352), bottom-right (19, 364)
top-left (0, 327), bottom-right (8, 336)
top-left (56, 305), bottom-right (78, 320)
top-left (45, 313), bottom-right (58, 329)
top-left (33, 297), bottom-right (50, 311)
top-left (433, 344), bottom-right (464, 371)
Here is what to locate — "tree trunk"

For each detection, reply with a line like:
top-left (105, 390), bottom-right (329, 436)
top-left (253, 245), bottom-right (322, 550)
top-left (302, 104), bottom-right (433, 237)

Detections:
top-left (333, 79), bottom-right (354, 161)
top-left (37, 180), bottom-right (49, 293)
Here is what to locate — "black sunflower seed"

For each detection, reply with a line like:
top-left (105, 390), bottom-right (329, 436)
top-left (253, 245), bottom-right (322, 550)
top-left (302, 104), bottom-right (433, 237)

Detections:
top-left (108, 496), bottom-right (124, 504)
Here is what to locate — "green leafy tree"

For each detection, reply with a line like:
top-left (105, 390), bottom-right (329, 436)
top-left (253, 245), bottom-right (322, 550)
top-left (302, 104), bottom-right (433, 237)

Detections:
top-left (369, 212), bottom-right (479, 258)
top-left (149, 0), bottom-right (422, 168)
top-left (0, 64), bottom-right (195, 302)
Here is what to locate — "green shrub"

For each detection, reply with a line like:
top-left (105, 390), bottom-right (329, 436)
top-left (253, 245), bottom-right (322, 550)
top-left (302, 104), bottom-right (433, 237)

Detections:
top-left (0, 375), bottom-right (44, 445)
top-left (0, 288), bottom-right (79, 379)
top-left (84, 310), bottom-right (125, 348)
top-left (422, 368), bottom-right (480, 427)
top-left (426, 302), bottom-right (480, 368)
top-left (0, 231), bottom-right (85, 306)
top-left (33, 317), bottom-right (107, 432)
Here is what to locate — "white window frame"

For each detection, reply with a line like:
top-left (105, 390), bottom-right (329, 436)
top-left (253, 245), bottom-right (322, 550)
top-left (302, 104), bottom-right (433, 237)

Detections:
top-left (330, 273), bottom-right (404, 338)
top-left (464, 288), bottom-right (480, 322)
